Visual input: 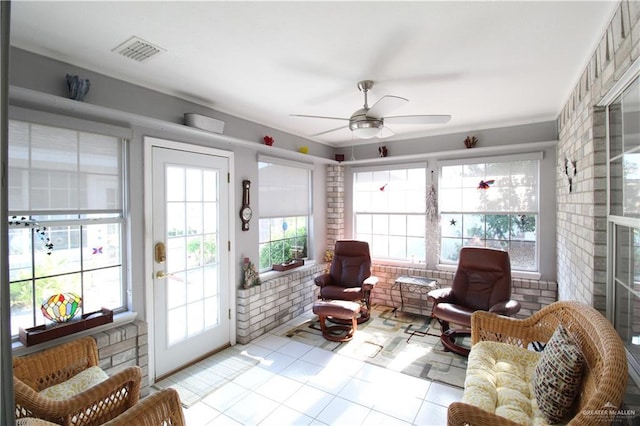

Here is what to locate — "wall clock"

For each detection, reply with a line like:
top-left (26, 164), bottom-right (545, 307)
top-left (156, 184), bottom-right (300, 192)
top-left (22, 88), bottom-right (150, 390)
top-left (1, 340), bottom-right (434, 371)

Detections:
top-left (240, 179), bottom-right (252, 231)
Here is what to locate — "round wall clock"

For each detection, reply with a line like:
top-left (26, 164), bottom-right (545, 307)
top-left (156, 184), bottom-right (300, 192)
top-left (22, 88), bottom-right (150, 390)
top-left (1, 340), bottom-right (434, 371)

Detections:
top-left (240, 179), bottom-right (252, 231)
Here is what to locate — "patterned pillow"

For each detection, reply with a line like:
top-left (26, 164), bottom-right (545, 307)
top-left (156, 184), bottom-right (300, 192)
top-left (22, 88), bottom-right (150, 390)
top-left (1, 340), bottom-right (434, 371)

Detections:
top-left (39, 366), bottom-right (108, 401)
top-left (533, 324), bottom-right (584, 423)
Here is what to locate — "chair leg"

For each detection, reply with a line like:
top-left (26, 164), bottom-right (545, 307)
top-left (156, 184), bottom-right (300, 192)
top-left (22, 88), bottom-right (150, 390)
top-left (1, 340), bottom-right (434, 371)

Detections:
top-left (440, 328), bottom-right (471, 357)
top-left (436, 319), bottom-right (450, 333)
top-left (316, 312), bottom-right (357, 342)
top-left (318, 314), bottom-right (328, 333)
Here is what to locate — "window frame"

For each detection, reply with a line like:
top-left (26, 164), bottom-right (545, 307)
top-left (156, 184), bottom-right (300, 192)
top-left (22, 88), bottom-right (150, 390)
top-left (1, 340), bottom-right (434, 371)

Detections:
top-left (601, 66), bottom-right (640, 375)
top-left (352, 163), bottom-right (428, 264)
top-left (257, 156), bottom-right (313, 272)
top-left (437, 153), bottom-right (542, 272)
top-left (7, 109), bottom-right (130, 338)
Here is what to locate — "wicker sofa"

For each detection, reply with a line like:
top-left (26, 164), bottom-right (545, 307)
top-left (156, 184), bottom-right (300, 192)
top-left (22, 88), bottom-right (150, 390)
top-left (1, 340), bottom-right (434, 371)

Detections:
top-left (448, 301), bottom-right (628, 426)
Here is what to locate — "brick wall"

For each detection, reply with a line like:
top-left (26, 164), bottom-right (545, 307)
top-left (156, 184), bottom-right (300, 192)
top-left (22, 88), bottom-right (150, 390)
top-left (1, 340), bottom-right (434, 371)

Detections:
top-left (236, 264), bottom-right (325, 344)
top-left (91, 320), bottom-right (150, 397)
top-left (326, 165), bottom-right (345, 251)
top-left (556, 0), bottom-right (640, 309)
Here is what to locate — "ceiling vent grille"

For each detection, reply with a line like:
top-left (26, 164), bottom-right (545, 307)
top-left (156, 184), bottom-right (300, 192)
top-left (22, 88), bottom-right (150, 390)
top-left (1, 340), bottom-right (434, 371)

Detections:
top-left (112, 36), bottom-right (165, 62)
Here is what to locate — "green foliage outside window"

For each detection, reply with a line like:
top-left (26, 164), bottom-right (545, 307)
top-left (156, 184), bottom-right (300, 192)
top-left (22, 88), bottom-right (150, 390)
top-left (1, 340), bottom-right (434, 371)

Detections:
top-left (259, 219), bottom-right (307, 270)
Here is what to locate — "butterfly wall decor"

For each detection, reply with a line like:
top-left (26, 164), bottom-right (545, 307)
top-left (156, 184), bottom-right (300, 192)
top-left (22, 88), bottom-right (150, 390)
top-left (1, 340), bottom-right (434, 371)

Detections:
top-left (478, 179), bottom-right (495, 189)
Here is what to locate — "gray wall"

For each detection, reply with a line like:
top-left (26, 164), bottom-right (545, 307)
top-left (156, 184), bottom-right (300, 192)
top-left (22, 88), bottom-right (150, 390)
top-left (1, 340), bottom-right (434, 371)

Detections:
top-left (336, 121), bottom-right (557, 161)
top-left (8, 47), bottom-right (329, 320)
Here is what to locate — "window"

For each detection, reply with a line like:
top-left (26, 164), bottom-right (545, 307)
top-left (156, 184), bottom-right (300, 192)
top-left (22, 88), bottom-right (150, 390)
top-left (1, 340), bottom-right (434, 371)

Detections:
top-left (439, 156), bottom-right (539, 271)
top-left (353, 167), bottom-right (426, 262)
top-left (8, 119), bottom-right (126, 336)
top-left (606, 74), bottom-right (640, 367)
top-left (258, 158), bottom-right (311, 271)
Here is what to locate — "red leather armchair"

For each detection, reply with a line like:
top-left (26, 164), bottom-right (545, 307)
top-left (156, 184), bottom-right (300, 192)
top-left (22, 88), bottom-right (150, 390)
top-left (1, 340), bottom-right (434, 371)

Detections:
top-left (428, 246), bottom-right (520, 356)
top-left (315, 240), bottom-right (378, 323)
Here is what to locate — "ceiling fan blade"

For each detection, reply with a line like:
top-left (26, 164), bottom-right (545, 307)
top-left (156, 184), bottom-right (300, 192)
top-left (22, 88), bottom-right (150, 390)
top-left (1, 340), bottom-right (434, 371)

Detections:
top-left (379, 126), bottom-right (395, 139)
top-left (368, 95), bottom-right (408, 118)
top-left (312, 125), bottom-right (349, 137)
top-left (290, 114), bottom-right (349, 121)
top-left (384, 114), bottom-right (452, 125)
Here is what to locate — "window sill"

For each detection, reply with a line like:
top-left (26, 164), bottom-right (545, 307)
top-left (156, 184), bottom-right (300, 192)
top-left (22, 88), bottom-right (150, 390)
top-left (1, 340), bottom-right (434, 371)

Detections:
top-left (12, 311), bottom-right (138, 356)
top-left (371, 258), bottom-right (427, 268)
top-left (436, 263), bottom-right (541, 280)
top-left (259, 260), bottom-right (317, 281)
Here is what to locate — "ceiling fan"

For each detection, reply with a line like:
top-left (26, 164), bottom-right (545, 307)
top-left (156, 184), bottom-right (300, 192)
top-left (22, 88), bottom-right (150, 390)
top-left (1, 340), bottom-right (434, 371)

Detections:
top-left (292, 80), bottom-right (451, 139)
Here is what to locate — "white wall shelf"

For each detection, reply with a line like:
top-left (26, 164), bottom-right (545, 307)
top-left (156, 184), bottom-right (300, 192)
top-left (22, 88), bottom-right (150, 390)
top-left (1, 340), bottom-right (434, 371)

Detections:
top-left (340, 139), bottom-right (557, 167)
top-left (9, 85), bottom-right (338, 165)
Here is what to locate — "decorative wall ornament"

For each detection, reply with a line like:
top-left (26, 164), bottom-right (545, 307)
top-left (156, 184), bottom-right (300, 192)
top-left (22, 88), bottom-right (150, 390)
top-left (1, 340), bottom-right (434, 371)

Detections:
top-left (426, 171), bottom-right (438, 222)
top-left (464, 136), bottom-right (478, 149)
top-left (65, 74), bottom-right (91, 101)
top-left (9, 216), bottom-right (54, 254)
top-left (477, 179), bottom-right (495, 189)
top-left (263, 135), bottom-right (274, 146)
top-left (378, 145), bottom-right (388, 157)
top-left (563, 158), bottom-right (577, 192)
top-left (239, 180), bottom-right (252, 231)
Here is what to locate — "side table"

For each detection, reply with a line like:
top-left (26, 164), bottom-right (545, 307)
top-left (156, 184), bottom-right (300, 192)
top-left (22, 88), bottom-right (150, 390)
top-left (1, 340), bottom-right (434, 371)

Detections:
top-left (392, 275), bottom-right (440, 316)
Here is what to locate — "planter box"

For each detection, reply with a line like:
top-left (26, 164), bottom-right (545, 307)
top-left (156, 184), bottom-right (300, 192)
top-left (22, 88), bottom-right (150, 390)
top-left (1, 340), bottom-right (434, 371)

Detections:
top-left (272, 259), bottom-right (305, 271)
top-left (19, 308), bottom-right (114, 347)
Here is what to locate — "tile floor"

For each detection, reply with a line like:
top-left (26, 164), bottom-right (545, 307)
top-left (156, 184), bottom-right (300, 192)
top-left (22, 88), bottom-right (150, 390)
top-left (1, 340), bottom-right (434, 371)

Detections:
top-left (177, 311), bottom-right (463, 425)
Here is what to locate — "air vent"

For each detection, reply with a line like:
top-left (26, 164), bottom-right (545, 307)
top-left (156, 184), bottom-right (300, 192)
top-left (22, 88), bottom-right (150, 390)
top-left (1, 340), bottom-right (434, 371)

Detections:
top-left (112, 36), bottom-right (165, 62)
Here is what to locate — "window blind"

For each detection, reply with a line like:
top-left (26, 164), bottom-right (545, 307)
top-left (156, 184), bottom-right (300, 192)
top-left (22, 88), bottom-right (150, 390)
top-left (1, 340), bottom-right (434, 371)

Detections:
top-left (258, 160), bottom-right (311, 217)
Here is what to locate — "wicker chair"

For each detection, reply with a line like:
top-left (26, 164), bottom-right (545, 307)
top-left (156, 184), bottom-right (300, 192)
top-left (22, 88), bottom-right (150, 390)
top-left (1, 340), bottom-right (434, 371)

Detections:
top-left (448, 301), bottom-right (628, 426)
top-left (17, 388), bottom-right (185, 426)
top-left (103, 388), bottom-right (185, 426)
top-left (14, 336), bottom-right (142, 426)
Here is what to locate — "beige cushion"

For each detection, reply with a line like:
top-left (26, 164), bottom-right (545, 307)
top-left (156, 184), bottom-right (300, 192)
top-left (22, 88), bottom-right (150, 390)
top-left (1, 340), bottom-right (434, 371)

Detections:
top-left (533, 325), bottom-right (584, 423)
top-left (463, 341), bottom-right (549, 426)
top-left (39, 366), bottom-right (109, 401)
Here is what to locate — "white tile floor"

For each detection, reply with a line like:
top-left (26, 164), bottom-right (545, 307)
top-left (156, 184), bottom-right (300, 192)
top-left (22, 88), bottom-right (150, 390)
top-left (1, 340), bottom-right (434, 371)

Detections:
top-left (178, 311), bottom-right (464, 426)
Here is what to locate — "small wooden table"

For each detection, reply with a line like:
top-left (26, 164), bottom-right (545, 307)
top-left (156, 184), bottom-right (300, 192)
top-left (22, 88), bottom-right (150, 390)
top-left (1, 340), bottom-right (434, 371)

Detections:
top-left (392, 275), bottom-right (440, 315)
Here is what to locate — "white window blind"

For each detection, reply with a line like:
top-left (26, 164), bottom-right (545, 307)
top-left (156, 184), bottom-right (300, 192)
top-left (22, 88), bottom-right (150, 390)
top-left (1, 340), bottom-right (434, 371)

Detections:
top-left (258, 159), bottom-right (311, 217)
top-left (8, 120), bottom-right (123, 214)
top-left (439, 154), bottom-right (540, 213)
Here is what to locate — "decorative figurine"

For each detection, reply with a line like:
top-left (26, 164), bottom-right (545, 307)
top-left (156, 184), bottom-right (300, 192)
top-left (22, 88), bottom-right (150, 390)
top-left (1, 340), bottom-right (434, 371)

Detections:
top-left (464, 136), bottom-right (478, 149)
top-left (65, 74), bottom-right (91, 101)
top-left (242, 257), bottom-right (261, 288)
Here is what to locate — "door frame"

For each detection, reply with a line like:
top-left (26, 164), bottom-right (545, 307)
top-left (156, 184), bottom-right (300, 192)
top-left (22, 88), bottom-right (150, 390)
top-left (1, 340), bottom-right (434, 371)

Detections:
top-left (143, 136), bottom-right (236, 384)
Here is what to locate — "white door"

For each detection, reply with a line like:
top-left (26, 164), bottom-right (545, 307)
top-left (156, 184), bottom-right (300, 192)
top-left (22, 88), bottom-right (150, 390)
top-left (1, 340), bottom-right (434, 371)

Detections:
top-left (151, 145), bottom-right (230, 378)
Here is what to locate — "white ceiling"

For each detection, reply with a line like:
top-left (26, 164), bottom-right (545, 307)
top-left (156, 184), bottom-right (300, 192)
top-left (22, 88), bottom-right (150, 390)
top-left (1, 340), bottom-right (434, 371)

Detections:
top-left (9, 1), bottom-right (618, 147)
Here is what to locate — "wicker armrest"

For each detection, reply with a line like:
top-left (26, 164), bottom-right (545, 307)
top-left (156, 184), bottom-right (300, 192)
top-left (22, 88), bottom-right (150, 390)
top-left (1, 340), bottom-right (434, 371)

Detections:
top-left (16, 366), bottom-right (142, 426)
top-left (448, 402), bottom-right (521, 426)
top-left (470, 310), bottom-right (546, 347)
top-left (103, 388), bottom-right (185, 426)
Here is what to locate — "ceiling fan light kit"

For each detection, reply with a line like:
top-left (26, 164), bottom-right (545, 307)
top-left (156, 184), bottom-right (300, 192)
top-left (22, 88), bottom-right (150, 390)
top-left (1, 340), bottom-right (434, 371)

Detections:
top-left (292, 79), bottom-right (451, 140)
top-left (349, 113), bottom-right (383, 139)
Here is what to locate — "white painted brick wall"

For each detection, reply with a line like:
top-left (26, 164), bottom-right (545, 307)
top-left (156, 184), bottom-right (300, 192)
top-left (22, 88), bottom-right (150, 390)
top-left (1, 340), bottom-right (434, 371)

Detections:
top-left (557, 0), bottom-right (640, 311)
top-left (236, 264), bottom-right (325, 344)
top-left (92, 320), bottom-right (149, 397)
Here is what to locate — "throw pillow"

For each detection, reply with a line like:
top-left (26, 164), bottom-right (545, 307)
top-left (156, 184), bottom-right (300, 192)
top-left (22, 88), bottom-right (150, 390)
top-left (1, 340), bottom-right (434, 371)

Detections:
top-left (533, 324), bottom-right (584, 423)
top-left (39, 366), bottom-right (108, 401)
